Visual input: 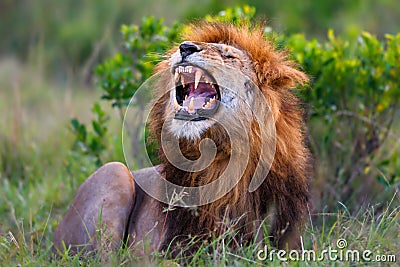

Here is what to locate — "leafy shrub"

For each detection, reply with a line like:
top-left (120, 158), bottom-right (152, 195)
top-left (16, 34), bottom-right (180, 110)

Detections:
top-left (70, 17), bottom-right (182, 167)
top-left (70, 103), bottom-right (109, 166)
top-left (287, 31), bottom-right (400, 209)
top-left (71, 6), bottom-right (400, 211)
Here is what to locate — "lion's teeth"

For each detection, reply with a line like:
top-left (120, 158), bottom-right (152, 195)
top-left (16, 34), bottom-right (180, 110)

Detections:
top-left (195, 70), bottom-right (203, 89)
top-left (184, 66), bottom-right (192, 73)
top-left (185, 95), bottom-right (188, 100)
top-left (174, 98), bottom-right (180, 110)
top-left (210, 97), bottom-right (216, 104)
top-left (202, 100), bottom-right (210, 109)
top-left (174, 71), bottom-right (179, 82)
top-left (181, 75), bottom-right (185, 87)
top-left (189, 97), bottom-right (194, 111)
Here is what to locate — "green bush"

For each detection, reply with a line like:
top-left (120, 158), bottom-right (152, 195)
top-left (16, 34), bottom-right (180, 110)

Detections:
top-left (287, 31), bottom-right (400, 209)
top-left (71, 6), bottom-right (400, 211)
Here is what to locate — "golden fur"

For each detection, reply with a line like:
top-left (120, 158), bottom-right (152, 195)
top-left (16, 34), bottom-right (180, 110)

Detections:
top-left (149, 21), bottom-right (311, 252)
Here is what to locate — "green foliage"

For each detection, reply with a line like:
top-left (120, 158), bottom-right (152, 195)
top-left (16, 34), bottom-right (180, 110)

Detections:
top-left (96, 17), bottom-right (182, 110)
top-left (290, 31), bottom-right (400, 116)
top-left (71, 17), bottom-right (182, 166)
top-left (70, 103), bottom-right (109, 166)
top-left (286, 31), bottom-right (400, 208)
top-left (204, 5), bottom-right (256, 23)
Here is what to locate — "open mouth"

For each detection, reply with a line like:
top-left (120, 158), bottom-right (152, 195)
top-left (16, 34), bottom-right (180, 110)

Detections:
top-left (173, 64), bottom-right (220, 121)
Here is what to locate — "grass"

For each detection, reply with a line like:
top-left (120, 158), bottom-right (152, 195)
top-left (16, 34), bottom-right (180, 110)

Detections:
top-left (0, 57), bottom-right (399, 266)
top-left (0, 198), bottom-right (398, 266)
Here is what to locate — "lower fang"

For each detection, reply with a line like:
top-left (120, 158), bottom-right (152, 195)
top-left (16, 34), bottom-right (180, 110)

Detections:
top-left (174, 99), bottom-right (180, 111)
top-left (189, 97), bottom-right (195, 111)
top-left (174, 71), bottom-right (179, 82)
top-left (181, 76), bottom-right (185, 87)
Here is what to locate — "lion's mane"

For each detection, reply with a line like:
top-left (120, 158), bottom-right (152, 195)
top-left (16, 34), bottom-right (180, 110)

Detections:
top-left (149, 21), bottom-right (312, 251)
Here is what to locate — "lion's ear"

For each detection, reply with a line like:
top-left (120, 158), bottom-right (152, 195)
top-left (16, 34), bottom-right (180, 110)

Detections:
top-left (275, 63), bottom-right (309, 89)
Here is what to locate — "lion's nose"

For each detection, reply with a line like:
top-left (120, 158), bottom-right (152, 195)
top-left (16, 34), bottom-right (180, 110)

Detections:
top-left (179, 42), bottom-right (201, 60)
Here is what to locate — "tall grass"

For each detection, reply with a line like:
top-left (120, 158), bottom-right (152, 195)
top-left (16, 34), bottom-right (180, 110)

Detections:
top-left (0, 191), bottom-right (398, 266)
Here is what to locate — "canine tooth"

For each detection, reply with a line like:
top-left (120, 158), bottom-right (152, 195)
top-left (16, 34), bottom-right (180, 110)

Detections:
top-left (210, 97), bottom-right (216, 104)
top-left (195, 70), bottom-right (203, 89)
top-left (174, 98), bottom-right (180, 110)
top-left (185, 95), bottom-right (188, 100)
top-left (189, 97), bottom-right (194, 111)
top-left (181, 75), bottom-right (185, 87)
top-left (174, 71), bottom-right (179, 82)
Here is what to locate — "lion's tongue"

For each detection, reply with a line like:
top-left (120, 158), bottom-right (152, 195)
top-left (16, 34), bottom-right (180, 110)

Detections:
top-left (182, 94), bottom-right (208, 109)
top-left (181, 81), bottom-right (217, 110)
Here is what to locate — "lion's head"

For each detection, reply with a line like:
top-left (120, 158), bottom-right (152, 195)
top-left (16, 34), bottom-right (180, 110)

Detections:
top-left (165, 39), bottom-right (257, 140)
top-left (149, 22), bottom-right (311, 249)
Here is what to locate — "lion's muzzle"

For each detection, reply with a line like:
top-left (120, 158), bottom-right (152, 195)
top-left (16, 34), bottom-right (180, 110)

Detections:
top-left (173, 64), bottom-right (221, 121)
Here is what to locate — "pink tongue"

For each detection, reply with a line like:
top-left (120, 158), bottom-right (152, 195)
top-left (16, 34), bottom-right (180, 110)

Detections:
top-left (182, 96), bottom-right (206, 109)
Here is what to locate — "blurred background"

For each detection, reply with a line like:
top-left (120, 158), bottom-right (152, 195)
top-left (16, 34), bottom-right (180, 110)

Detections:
top-left (1, 0), bottom-right (399, 86)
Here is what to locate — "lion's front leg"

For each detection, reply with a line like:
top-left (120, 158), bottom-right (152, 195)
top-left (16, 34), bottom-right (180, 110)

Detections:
top-left (53, 162), bottom-right (135, 254)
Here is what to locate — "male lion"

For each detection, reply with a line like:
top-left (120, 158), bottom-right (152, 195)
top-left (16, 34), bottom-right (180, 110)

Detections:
top-left (53, 21), bottom-right (311, 256)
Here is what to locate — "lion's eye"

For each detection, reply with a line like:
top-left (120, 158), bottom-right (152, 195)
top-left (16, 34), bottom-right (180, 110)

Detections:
top-left (224, 54), bottom-right (236, 59)
top-left (214, 43), bottom-right (241, 60)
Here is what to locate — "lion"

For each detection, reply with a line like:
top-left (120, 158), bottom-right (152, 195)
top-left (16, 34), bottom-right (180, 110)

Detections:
top-left (53, 21), bottom-right (312, 256)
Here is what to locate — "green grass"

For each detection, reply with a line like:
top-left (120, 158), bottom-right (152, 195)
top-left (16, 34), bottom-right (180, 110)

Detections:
top-left (0, 196), bottom-right (398, 266)
top-left (0, 58), bottom-right (399, 266)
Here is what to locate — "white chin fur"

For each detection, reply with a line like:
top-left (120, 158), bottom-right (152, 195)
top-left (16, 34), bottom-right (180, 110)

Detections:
top-left (169, 119), bottom-right (215, 140)
top-left (168, 91), bottom-right (216, 140)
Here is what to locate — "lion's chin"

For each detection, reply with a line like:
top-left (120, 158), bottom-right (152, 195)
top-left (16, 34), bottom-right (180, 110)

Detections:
top-left (169, 118), bottom-right (216, 140)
